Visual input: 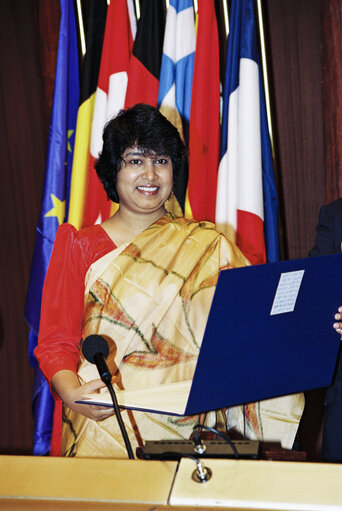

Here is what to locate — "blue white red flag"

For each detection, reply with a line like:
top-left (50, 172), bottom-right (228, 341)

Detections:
top-left (215, 0), bottom-right (279, 264)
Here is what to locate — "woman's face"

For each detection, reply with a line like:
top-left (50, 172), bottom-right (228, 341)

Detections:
top-left (116, 146), bottom-right (173, 216)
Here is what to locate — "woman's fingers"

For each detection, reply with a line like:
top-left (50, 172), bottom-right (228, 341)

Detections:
top-left (72, 401), bottom-right (115, 421)
top-left (81, 378), bottom-right (106, 393)
top-left (68, 379), bottom-right (116, 420)
top-left (88, 404), bottom-right (115, 421)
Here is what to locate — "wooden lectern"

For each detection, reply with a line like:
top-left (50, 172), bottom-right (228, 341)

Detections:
top-left (1, 455), bottom-right (342, 510)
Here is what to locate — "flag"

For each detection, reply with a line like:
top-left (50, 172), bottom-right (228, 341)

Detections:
top-left (215, 0), bottom-right (279, 264)
top-left (186, 0), bottom-right (220, 222)
top-left (25, 0), bottom-right (79, 455)
top-left (46, 0), bottom-right (107, 456)
top-left (67, 0), bottom-right (107, 229)
top-left (158, 0), bottom-right (196, 211)
top-left (82, 0), bottom-right (136, 227)
top-left (124, 0), bottom-right (166, 108)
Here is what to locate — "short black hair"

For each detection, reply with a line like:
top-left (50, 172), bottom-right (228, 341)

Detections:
top-left (95, 103), bottom-right (187, 203)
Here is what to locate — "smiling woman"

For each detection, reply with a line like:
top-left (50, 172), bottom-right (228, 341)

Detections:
top-left (94, 104), bottom-right (185, 245)
top-left (113, 146), bottom-right (173, 221)
top-left (34, 103), bottom-right (303, 459)
top-left (95, 103), bottom-right (186, 206)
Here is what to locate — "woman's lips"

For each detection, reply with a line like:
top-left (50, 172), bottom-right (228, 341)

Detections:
top-left (136, 185), bottom-right (159, 194)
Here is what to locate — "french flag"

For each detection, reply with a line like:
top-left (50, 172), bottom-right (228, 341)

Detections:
top-left (215, 0), bottom-right (279, 265)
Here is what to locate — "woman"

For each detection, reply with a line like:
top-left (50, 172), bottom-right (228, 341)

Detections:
top-left (36, 104), bottom-right (303, 458)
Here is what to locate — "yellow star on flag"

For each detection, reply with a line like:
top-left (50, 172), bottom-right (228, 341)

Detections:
top-left (44, 194), bottom-right (66, 225)
top-left (67, 129), bottom-right (74, 153)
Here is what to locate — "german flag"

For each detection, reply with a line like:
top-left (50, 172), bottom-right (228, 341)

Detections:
top-left (67, 0), bottom-right (107, 229)
top-left (50, 0), bottom-right (107, 456)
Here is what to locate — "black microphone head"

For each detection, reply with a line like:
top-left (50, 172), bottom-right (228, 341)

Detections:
top-left (82, 334), bottom-right (109, 364)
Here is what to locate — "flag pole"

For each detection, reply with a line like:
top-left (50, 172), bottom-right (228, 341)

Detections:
top-left (222, 0), bottom-right (229, 38)
top-left (255, 0), bottom-right (282, 260)
top-left (134, 0), bottom-right (140, 20)
top-left (255, 0), bottom-right (275, 162)
top-left (75, 0), bottom-right (86, 57)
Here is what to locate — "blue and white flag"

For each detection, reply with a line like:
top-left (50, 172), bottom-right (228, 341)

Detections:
top-left (215, 0), bottom-right (279, 264)
top-left (158, 0), bottom-right (196, 141)
top-left (25, 0), bottom-right (79, 455)
top-left (157, 0), bottom-right (196, 211)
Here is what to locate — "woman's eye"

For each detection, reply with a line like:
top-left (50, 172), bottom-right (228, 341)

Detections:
top-left (130, 159), bottom-right (142, 165)
top-left (155, 158), bottom-right (168, 165)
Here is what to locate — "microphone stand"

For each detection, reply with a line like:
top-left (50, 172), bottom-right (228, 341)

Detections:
top-left (106, 383), bottom-right (135, 460)
top-left (94, 352), bottom-right (134, 459)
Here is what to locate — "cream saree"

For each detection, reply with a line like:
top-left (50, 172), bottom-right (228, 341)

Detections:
top-left (61, 214), bottom-right (304, 458)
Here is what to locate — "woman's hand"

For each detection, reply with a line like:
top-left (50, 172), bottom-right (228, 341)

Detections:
top-left (333, 306), bottom-right (342, 336)
top-left (51, 370), bottom-right (116, 421)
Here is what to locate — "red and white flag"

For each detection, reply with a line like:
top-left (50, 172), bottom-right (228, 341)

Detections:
top-left (83, 0), bottom-right (136, 226)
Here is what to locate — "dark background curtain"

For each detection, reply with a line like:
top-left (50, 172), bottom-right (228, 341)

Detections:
top-left (0, 0), bottom-right (339, 459)
top-left (0, 0), bottom-right (59, 454)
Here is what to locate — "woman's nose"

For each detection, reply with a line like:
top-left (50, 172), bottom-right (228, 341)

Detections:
top-left (142, 160), bottom-right (156, 180)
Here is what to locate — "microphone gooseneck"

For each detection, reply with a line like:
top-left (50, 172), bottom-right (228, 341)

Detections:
top-left (82, 334), bottom-right (134, 459)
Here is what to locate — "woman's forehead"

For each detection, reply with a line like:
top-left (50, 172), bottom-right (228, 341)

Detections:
top-left (122, 145), bottom-right (169, 157)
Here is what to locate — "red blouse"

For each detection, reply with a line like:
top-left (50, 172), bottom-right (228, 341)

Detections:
top-left (35, 223), bottom-right (116, 386)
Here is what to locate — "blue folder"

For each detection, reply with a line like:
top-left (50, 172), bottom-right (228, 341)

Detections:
top-left (184, 253), bottom-right (342, 414)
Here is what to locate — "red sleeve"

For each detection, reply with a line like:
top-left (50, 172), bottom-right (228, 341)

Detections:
top-left (34, 224), bottom-right (103, 388)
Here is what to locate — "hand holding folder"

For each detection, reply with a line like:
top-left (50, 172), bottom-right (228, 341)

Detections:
top-left (77, 253), bottom-right (342, 415)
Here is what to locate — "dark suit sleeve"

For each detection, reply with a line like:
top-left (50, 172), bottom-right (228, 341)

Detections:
top-left (309, 200), bottom-right (342, 257)
top-left (310, 199), bottom-right (342, 461)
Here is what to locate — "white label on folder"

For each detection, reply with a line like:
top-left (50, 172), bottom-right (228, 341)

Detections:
top-left (270, 270), bottom-right (304, 315)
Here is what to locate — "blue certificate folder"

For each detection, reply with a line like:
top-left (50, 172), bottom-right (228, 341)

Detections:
top-left (78, 253), bottom-right (342, 415)
top-left (186, 252), bottom-right (342, 414)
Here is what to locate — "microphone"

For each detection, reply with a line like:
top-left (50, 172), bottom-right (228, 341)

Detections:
top-left (82, 334), bottom-right (134, 459)
top-left (82, 334), bottom-right (111, 384)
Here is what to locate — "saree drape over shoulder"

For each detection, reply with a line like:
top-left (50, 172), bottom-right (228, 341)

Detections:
top-left (61, 214), bottom-right (304, 458)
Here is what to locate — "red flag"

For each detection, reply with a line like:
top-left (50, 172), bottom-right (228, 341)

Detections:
top-left (186, 0), bottom-right (220, 222)
top-left (83, 0), bottom-right (136, 227)
top-left (124, 0), bottom-right (166, 108)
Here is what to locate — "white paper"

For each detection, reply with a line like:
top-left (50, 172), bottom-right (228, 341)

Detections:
top-left (270, 270), bottom-right (304, 315)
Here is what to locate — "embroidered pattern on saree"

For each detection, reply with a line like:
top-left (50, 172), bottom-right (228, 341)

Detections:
top-left (61, 215), bottom-right (303, 457)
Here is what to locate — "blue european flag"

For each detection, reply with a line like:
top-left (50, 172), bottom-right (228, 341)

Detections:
top-left (25, 0), bottom-right (79, 455)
